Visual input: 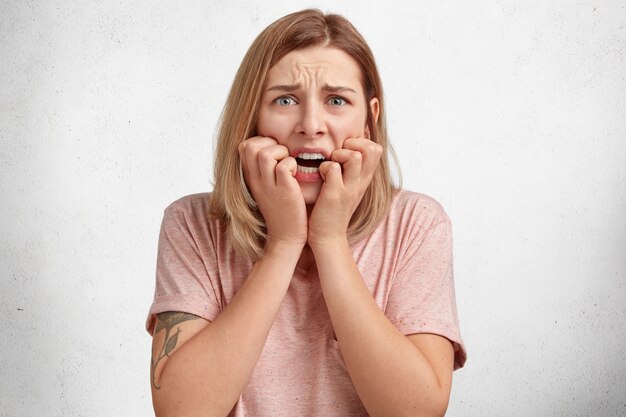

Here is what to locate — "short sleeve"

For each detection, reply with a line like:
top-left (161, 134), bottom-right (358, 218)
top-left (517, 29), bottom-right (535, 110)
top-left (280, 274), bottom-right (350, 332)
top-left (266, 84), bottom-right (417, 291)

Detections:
top-left (145, 201), bottom-right (222, 335)
top-left (385, 213), bottom-right (467, 370)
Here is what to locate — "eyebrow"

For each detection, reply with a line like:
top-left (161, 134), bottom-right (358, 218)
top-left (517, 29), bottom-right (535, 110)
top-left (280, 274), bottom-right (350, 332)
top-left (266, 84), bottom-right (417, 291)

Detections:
top-left (265, 83), bottom-right (357, 94)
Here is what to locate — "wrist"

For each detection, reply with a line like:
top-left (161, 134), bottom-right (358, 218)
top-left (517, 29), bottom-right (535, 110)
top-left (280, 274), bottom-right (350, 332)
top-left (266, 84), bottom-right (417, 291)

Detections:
top-left (308, 236), bottom-right (350, 253)
top-left (264, 238), bottom-right (306, 259)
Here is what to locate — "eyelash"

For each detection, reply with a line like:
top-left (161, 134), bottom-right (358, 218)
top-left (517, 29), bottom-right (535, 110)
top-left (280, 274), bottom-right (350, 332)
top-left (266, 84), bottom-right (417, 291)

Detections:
top-left (328, 96), bottom-right (348, 106)
top-left (274, 96), bottom-right (297, 106)
top-left (272, 95), bottom-right (350, 107)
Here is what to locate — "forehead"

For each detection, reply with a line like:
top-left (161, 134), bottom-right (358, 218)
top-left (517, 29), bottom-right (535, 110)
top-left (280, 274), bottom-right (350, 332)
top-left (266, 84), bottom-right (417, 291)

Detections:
top-left (266, 46), bottom-right (363, 89)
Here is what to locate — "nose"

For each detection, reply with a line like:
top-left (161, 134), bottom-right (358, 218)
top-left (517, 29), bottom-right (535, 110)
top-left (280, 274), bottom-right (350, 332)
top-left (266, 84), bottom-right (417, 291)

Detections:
top-left (296, 101), bottom-right (326, 137)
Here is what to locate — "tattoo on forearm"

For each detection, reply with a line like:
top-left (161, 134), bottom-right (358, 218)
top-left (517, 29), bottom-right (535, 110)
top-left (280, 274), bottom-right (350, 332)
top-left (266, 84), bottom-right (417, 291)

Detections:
top-left (151, 311), bottom-right (199, 389)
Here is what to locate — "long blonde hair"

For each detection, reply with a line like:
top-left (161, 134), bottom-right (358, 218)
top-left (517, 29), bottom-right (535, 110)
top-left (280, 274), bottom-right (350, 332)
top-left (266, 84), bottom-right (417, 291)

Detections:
top-left (210, 9), bottom-right (398, 258)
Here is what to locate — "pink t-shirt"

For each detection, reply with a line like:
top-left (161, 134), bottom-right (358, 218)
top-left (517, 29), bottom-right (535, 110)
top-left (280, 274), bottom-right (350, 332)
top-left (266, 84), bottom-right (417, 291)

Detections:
top-left (147, 190), bottom-right (467, 416)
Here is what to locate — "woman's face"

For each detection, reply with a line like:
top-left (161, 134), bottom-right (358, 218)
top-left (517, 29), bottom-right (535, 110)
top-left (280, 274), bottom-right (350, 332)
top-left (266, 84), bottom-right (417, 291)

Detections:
top-left (256, 46), bottom-right (379, 204)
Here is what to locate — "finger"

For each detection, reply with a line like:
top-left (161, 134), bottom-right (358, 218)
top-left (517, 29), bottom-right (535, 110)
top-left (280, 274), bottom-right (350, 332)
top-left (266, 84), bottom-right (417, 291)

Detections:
top-left (239, 137), bottom-right (279, 183)
top-left (275, 156), bottom-right (298, 188)
top-left (238, 141), bottom-right (254, 184)
top-left (330, 148), bottom-right (362, 185)
top-left (341, 137), bottom-right (369, 151)
top-left (319, 161), bottom-right (343, 188)
top-left (257, 145), bottom-right (289, 185)
top-left (342, 138), bottom-right (383, 178)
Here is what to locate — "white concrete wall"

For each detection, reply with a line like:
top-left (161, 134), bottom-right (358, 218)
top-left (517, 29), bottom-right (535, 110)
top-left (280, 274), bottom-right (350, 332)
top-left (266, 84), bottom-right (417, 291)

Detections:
top-left (1, 1), bottom-right (625, 416)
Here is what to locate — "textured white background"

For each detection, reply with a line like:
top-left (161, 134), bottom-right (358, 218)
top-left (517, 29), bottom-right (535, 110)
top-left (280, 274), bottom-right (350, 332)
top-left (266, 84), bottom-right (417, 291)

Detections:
top-left (1, 1), bottom-right (625, 416)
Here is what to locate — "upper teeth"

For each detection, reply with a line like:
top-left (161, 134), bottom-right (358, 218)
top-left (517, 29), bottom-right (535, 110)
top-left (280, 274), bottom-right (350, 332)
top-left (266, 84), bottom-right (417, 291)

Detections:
top-left (298, 152), bottom-right (325, 160)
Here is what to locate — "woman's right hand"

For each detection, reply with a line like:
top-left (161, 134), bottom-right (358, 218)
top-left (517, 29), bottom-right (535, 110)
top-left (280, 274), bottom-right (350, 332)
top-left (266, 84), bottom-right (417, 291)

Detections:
top-left (238, 136), bottom-right (308, 249)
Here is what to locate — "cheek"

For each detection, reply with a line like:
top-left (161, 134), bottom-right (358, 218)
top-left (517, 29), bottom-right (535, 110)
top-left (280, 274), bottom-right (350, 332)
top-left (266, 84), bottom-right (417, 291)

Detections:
top-left (329, 114), bottom-right (368, 140)
top-left (256, 111), bottom-right (291, 142)
top-left (255, 109), bottom-right (270, 135)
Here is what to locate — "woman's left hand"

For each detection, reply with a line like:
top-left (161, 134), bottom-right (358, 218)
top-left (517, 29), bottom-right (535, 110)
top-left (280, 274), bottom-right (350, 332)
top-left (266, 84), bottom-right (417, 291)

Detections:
top-left (308, 138), bottom-right (383, 247)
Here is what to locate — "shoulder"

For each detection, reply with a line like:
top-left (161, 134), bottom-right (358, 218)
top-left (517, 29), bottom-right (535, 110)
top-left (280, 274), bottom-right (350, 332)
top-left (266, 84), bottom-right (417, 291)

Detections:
top-left (165, 192), bottom-right (213, 214)
top-left (389, 189), bottom-right (451, 229)
top-left (163, 192), bottom-right (215, 220)
top-left (160, 192), bottom-right (222, 230)
top-left (358, 189), bottom-right (451, 250)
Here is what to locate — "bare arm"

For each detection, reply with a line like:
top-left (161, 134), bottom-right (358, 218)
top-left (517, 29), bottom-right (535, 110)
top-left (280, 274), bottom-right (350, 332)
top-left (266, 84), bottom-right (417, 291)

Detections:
top-left (151, 136), bottom-right (308, 417)
top-left (151, 241), bottom-right (302, 417)
top-left (311, 240), bottom-right (454, 417)
top-left (310, 138), bottom-right (454, 417)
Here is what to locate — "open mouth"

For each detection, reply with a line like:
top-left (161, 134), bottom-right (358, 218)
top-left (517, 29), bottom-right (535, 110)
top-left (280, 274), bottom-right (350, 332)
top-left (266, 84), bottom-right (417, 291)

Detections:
top-left (295, 152), bottom-right (326, 174)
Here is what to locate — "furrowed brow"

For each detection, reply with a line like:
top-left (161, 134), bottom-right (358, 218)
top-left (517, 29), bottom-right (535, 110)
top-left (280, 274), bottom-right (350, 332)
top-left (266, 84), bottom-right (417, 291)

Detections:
top-left (322, 84), bottom-right (357, 94)
top-left (266, 83), bottom-right (301, 92)
top-left (265, 84), bottom-right (357, 94)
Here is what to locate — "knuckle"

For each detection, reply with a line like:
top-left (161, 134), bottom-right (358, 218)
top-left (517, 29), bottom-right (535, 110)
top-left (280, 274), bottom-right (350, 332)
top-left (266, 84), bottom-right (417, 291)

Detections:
top-left (276, 158), bottom-right (289, 170)
top-left (247, 142), bottom-right (261, 153)
top-left (348, 152), bottom-right (362, 163)
top-left (367, 142), bottom-right (382, 154)
top-left (257, 147), bottom-right (274, 162)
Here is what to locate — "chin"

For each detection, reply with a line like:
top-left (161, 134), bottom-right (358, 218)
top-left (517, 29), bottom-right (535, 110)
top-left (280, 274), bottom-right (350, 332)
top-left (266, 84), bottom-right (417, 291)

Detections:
top-left (300, 182), bottom-right (322, 205)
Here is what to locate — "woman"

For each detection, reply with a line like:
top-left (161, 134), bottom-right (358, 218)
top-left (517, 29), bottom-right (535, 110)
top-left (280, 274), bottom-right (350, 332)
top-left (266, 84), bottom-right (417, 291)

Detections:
top-left (147, 9), bottom-right (466, 417)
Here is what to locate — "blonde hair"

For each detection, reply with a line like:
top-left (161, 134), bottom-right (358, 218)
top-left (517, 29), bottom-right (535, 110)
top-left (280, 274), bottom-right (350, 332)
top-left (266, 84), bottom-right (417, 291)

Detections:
top-left (210, 9), bottom-right (399, 258)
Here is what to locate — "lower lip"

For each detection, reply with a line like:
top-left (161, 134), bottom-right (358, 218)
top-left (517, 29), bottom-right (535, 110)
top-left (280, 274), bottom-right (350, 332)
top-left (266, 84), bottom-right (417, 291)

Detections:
top-left (295, 168), bottom-right (321, 182)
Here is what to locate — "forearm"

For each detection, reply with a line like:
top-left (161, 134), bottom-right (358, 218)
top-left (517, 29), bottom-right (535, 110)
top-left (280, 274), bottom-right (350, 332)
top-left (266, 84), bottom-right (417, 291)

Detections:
top-left (153, 242), bottom-right (302, 417)
top-left (311, 240), bottom-right (449, 417)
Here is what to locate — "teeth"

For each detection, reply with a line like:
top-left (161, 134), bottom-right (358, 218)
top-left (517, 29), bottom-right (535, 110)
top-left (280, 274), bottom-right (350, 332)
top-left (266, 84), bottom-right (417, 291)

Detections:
top-left (297, 165), bottom-right (319, 174)
top-left (297, 152), bottom-right (325, 160)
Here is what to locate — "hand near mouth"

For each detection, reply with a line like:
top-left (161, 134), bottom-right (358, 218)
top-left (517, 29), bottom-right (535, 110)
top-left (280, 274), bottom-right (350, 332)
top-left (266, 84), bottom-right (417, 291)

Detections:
top-left (307, 137), bottom-right (383, 247)
top-left (239, 136), bottom-right (308, 249)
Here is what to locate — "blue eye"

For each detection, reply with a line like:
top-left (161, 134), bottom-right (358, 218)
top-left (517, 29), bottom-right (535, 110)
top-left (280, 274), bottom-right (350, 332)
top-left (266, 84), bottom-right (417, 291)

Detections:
top-left (328, 97), bottom-right (347, 106)
top-left (275, 96), bottom-right (296, 106)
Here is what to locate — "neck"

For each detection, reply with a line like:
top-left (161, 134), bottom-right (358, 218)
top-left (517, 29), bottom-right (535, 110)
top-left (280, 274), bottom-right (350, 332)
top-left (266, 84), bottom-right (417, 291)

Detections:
top-left (297, 244), bottom-right (315, 272)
